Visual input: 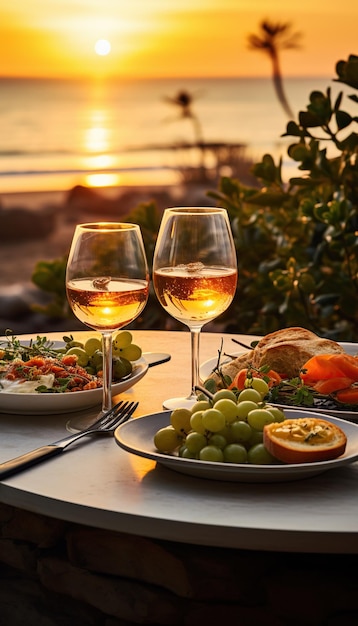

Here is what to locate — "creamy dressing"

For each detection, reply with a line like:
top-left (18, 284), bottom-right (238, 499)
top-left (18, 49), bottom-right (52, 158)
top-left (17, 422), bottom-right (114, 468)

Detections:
top-left (0, 374), bottom-right (55, 394)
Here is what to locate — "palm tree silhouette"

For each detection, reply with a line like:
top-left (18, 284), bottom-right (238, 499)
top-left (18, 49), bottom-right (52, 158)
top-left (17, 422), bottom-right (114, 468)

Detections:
top-left (164, 90), bottom-right (204, 145)
top-left (164, 89), bottom-right (206, 171)
top-left (248, 20), bottom-right (302, 119)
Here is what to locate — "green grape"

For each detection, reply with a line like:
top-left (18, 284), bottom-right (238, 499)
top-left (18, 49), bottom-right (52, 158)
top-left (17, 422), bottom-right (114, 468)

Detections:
top-left (190, 411), bottom-right (206, 434)
top-left (250, 377), bottom-right (270, 398)
top-left (266, 406), bottom-right (286, 422)
top-left (179, 447), bottom-right (197, 459)
top-left (217, 425), bottom-right (235, 443)
top-left (201, 408), bottom-right (226, 433)
top-left (65, 347), bottom-right (89, 367)
top-left (212, 389), bottom-right (237, 403)
top-left (112, 357), bottom-right (132, 380)
top-left (246, 429), bottom-right (264, 448)
top-left (154, 426), bottom-right (181, 453)
top-left (113, 330), bottom-right (132, 349)
top-left (238, 388), bottom-right (263, 404)
top-left (112, 329), bottom-right (142, 361)
top-left (229, 420), bottom-right (252, 443)
top-left (89, 350), bottom-right (103, 372)
top-left (235, 400), bottom-right (259, 420)
top-left (223, 443), bottom-right (248, 464)
top-left (247, 408), bottom-right (275, 431)
top-left (170, 408), bottom-right (192, 435)
top-left (208, 433), bottom-right (227, 449)
top-left (185, 431), bottom-right (207, 453)
top-left (120, 343), bottom-right (142, 361)
top-left (84, 337), bottom-right (102, 356)
top-left (247, 443), bottom-right (277, 465)
top-left (199, 446), bottom-right (224, 462)
top-left (213, 398), bottom-right (239, 423)
top-left (191, 400), bottom-right (211, 413)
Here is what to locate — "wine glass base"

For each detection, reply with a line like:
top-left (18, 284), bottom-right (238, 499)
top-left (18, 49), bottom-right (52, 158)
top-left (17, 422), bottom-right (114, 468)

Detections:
top-left (162, 396), bottom-right (198, 411)
top-left (66, 408), bottom-right (105, 433)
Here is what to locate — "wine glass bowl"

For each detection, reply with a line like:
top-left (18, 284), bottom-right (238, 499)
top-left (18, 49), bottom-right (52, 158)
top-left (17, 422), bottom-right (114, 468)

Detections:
top-left (154, 261), bottom-right (237, 328)
top-left (153, 207), bottom-right (237, 410)
top-left (66, 222), bottom-right (149, 427)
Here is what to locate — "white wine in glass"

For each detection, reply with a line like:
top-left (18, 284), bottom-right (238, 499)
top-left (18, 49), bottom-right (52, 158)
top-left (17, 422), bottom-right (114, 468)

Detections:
top-left (66, 222), bottom-right (149, 428)
top-left (153, 207), bottom-right (238, 410)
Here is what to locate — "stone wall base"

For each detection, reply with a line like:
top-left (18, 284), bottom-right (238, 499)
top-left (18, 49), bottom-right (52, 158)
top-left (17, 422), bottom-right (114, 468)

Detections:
top-left (0, 502), bottom-right (357, 626)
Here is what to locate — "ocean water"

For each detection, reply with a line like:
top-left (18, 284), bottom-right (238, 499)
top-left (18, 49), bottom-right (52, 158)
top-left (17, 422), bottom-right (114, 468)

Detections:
top-left (0, 75), bottom-right (354, 194)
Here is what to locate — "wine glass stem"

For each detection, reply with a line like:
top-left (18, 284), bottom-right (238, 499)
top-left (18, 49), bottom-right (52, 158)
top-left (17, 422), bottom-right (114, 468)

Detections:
top-left (190, 327), bottom-right (201, 399)
top-left (101, 331), bottom-right (113, 413)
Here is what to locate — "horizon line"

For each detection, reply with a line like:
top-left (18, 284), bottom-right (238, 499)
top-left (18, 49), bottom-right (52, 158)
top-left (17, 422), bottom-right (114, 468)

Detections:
top-left (0, 73), bottom-right (335, 82)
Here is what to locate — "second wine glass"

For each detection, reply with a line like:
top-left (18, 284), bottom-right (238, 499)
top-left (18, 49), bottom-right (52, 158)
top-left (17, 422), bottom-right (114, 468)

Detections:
top-left (153, 207), bottom-right (238, 410)
top-left (66, 222), bottom-right (149, 429)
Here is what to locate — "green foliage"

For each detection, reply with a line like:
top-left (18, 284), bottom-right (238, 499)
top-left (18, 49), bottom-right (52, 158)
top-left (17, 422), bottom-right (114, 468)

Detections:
top-left (30, 55), bottom-right (358, 340)
top-left (208, 54), bottom-right (358, 340)
top-left (31, 257), bottom-right (72, 319)
top-left (123, 200), bottom-right (163, 263)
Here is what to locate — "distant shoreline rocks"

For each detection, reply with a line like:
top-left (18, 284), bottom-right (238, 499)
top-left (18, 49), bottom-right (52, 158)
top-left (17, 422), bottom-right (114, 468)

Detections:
top-left (0, 182), bottom-right (215, 241)
top-left (0, 202), bottom-right (60, 241)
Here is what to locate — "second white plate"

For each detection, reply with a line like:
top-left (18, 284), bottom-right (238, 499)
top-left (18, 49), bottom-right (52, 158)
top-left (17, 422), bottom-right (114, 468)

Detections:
top-left (115, 409), bottom-right (358, 483)
top-left (199, 342), bottom-right (358, 422)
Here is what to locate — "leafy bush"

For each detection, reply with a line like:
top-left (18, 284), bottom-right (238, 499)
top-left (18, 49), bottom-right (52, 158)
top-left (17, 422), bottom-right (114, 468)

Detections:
top-left (207, 54), bottom-right (358, 340)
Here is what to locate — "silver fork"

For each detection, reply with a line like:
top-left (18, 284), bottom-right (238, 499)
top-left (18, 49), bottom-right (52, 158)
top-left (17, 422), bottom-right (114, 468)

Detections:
top-left (0, 400), bottom-right (138, 480)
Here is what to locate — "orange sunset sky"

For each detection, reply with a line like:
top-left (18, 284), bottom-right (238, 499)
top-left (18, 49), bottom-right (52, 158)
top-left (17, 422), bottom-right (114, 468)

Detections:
top-left (0, 0), bottom-right (357, 80)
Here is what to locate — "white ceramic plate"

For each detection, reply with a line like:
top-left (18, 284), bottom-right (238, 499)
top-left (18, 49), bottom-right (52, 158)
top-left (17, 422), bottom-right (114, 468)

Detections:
top-left (199, 342), bottom-right (358, 422)
top-left (0, 341), bottom-right (148, 415)
top-left (115, 409), bottom-right (358, 483)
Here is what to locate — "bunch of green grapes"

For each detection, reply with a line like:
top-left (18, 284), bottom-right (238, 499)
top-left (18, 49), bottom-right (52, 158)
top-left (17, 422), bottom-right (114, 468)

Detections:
top-left (61, 331), bottom-right (142, 381)
top-left (154, 378), bottom-right (286, 465)
top-left (112, 331), bottom-right (142, 361)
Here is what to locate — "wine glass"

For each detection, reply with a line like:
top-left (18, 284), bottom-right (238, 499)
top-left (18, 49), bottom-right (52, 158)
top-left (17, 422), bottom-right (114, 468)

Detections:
top-left (153, 207), bottom-right (237, 410)
top-left (66, 222), bottom-right (149, 430)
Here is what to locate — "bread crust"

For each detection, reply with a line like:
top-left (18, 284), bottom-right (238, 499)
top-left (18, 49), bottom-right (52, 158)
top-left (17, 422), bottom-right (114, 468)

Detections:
top-left (206, 327), bottom-right (344, 386)
top-left (253, 338), bottom-right (344, 378)
top-left (263, 417), bottom-right (347, 464)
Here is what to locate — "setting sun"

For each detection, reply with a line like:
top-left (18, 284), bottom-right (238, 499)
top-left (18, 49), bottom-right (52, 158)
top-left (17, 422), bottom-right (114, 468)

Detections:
top-left (95, 39), bottom-right (111, 56)
top-left (0, 0), bottom-right (356, 79)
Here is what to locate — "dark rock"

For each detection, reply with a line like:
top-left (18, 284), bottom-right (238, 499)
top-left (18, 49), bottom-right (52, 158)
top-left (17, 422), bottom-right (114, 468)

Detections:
top-left (0, 205), bottom-right (60, 240)
top-left (64, 184), bottom-right (175, 222)
top-left (0, 283), bottom-right (83, 336)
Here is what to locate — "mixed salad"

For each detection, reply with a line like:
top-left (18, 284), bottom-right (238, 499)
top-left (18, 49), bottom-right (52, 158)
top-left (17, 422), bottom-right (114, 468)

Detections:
top-left (0, 331), bottom-right (141, 395)
top-left (204, 341), bottom-right (358, 411)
